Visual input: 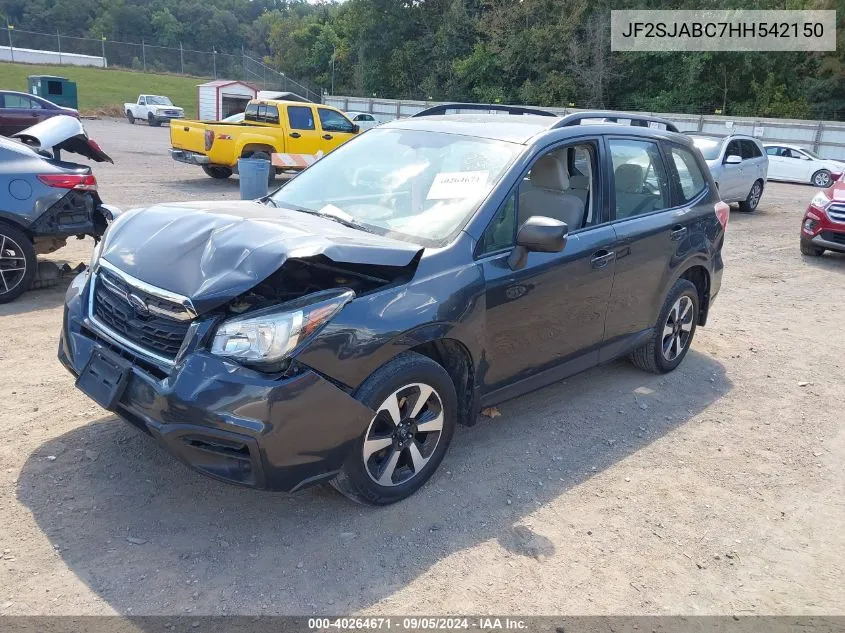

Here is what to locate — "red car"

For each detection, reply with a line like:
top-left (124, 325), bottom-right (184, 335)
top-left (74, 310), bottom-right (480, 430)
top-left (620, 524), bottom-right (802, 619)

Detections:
top-left (0, 90), bottom-right (79, 137)
top-left (801, 173), bottom-right (845, 257)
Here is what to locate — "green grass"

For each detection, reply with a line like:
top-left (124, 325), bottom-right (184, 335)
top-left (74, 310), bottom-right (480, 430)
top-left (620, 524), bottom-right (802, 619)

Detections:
top-left (0, 62), bottom-right (206, 118)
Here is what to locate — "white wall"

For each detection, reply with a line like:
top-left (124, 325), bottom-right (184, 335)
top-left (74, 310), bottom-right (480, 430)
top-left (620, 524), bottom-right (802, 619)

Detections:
top-left (0, 45), bottom-right (105, 67)
top-left (198, 83), bottom-right (256, 120)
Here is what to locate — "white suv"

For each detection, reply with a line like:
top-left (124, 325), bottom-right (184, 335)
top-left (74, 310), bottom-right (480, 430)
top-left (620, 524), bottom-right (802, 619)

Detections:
top-left (691, 134), bottom-right (768, 212)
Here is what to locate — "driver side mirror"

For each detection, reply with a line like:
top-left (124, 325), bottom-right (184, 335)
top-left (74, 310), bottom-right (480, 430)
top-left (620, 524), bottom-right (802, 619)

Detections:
top-left (508, 216), bottom-right (568, 270)
top-left (724, 154), bottom-right (742, 165)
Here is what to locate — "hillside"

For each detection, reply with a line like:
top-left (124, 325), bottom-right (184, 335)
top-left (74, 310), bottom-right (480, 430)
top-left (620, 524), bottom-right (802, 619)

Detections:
top-left (0, 62), bottom-right (204, 118)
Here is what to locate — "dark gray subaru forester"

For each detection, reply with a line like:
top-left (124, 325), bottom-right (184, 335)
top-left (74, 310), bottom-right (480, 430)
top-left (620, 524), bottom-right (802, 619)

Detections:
top-left (60, 106), bottom-right (728, 505)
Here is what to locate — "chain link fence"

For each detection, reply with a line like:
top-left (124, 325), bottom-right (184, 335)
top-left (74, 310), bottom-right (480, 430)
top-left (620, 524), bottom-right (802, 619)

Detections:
top-left (1, 27), bottom-right (323, 102)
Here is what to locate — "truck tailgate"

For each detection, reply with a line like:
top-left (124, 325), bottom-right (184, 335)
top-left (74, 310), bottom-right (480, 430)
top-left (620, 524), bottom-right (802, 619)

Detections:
top-left (170, 120), bottom-right (208, 154)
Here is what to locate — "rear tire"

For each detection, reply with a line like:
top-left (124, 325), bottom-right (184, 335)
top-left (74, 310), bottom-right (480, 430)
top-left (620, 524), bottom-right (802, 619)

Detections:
top-left (202, 165), bottom-right (233, 179)
top-left (331, 352), bottom-right (457, 505)
top-left (800, 238), bottom-right (824, 257)
top-left (0, 223), bottom-right (36, 304)
top-left (812, 170), bottom-right (832, 188)
top-left (245, 151), bottom-right (275, 185)
top-left (738, 179), bottom-right (763, 212)
top-left (629, 279), bottom-right (699, 374)
top-left (126, 111), bottom-right (135, 124)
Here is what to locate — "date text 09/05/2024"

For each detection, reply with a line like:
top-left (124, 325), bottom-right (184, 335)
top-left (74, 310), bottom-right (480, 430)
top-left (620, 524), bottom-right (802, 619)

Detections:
top-left (307, 617), bottom-right (529, 630)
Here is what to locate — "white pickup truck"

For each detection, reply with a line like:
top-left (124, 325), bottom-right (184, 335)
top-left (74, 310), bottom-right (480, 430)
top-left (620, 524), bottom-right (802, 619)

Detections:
top-left (124, 95), bottom-right (185, 127)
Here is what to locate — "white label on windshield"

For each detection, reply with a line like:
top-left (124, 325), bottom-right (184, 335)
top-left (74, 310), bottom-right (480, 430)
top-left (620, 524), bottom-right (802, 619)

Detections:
top-left (426, 171), bottom-right (488, 200)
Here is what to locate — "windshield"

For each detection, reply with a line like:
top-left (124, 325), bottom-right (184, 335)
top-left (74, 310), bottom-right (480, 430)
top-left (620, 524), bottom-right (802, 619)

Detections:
top-left (269, 128), bottom-right (521, 245)
top-left (691, 137), bottom-right (721, 161)
top-left (147, 96), bottom-right (173, 106)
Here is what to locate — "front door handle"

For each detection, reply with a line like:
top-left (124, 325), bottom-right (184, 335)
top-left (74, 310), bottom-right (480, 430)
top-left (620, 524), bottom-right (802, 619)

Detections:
top-left (322, 134), bottom-right (333, 140)
top-left (670, 225), bottom-right (688, 241)
top-left (289, 132), bottom-right (301, 139)
top-left (590, 249), bottom-right (616, 269)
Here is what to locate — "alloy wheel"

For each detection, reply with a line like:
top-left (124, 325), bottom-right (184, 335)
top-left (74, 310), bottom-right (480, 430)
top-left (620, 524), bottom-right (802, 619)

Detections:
top-left (363, 383), bottom-right (444, 487)
top-left (661, 295), bottom-right (694, 362)
top-left (813, 171), bottom-right (832, 187)
top-left (0, 234), bottom-right (27, 297)
top-left (748, 182), bottom-right (762, 209)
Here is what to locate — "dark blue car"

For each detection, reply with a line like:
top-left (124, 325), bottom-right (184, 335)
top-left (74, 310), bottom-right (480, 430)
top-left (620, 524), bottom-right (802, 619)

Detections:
top-left (59, 106), bottom-right (727, 504)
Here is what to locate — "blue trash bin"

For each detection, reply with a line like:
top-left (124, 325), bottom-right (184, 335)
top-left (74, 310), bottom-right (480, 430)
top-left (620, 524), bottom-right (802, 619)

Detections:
top-left (238, 158), bottom-right (271, 200)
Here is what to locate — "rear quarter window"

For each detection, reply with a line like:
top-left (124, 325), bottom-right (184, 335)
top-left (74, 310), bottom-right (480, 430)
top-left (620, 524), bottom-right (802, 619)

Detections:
top-left (668, 145), bottom-right (707, 204)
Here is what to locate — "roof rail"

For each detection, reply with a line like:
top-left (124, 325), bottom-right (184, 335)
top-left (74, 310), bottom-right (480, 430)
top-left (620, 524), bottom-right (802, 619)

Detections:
top-left (554, 111), bottom-right (680, 133)
top-left (412, 103), bottom-right (557, 118)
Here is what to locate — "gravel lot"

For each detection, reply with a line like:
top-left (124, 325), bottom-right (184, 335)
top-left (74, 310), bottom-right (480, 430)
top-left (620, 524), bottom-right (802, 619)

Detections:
top-left (0, 119), bottom-right (843, 616)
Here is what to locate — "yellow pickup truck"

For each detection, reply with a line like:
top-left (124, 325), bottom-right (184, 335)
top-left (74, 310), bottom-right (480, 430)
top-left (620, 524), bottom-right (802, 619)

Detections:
top-left (169, 100), bottom-right (360, 180)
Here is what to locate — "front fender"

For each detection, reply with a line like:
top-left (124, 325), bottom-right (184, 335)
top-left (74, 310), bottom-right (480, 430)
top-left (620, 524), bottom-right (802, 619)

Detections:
top-left (294, 260), bottom-right (486, 391)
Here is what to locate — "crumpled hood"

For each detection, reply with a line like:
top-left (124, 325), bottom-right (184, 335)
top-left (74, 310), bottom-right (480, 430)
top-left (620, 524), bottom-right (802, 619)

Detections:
top-left (100, 200), bottom-right (422, 313)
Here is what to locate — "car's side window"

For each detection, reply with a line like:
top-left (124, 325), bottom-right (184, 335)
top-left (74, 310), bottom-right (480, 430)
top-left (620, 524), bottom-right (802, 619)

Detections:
top-left (765, 146), bottom-right (780, 156)
top-left (478, 192), bottom-right (518, 255)
top-left (608, 139), bottom-right (670, 220)
top-left (318, 108), bottom-right (355, 133)
top-left (287, 106), bottom-right (315, 130)
top-left (4, 94), bottom-right (30, 108)
top-left (669, 145), bottom-right (707, 204)
top-left (739, 140), bottom-right (760, 160)
top-left (724, 140), bottom-right (742, 161)
top-left (518, 142), bottom-right (597, 231)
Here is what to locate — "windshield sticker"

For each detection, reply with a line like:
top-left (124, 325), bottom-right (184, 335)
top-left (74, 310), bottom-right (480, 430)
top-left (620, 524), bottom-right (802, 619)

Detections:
top-left (426, 171), bottom-right (489, 200)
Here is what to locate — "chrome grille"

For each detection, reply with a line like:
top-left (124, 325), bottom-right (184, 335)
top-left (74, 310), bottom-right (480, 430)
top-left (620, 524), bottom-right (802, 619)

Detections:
top-left (827, 203), bottom-right (845, 223)
top-left (90, 266), bottom-right (193, 363)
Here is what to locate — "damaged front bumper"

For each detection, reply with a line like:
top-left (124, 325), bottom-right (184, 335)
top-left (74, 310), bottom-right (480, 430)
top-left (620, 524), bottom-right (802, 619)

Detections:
top-left (58, 271), bottom-right (374, 492)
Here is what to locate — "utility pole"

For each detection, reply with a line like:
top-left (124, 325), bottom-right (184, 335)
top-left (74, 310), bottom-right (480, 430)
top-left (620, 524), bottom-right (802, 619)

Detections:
top-left (141, 40), bottom-right (146, 71)
top-left (6, 21), bottom-right (14, 63)
top-left (180, 42), bottom-right (184, 74)
top-left (213, 48), bottom-right (217, 79)
top-left (331, 45), bottom-right (336, 96)
top-left (57, 28), bottom-right (61, 64)
top-left (101, 36), bottom-right (106, 68)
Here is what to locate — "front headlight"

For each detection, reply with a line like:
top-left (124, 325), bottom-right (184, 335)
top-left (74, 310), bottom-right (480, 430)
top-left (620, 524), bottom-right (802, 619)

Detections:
top-left (811, 191), bottom-right (831, 209)
top-left (210, 289), bottom-right (354, 370)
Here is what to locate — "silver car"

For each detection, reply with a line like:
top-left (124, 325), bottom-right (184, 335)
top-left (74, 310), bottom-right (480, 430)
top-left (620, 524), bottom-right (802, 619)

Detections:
top-left (691, 134), bottom-right (768, 212)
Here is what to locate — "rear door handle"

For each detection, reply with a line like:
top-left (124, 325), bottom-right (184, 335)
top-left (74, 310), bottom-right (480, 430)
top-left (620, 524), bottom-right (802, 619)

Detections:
top-left (322, 134), bottom-right (333, 140)
top-left (289, 132), bottom-right (301, 138)
top-left (670, 225), bottom-right (688, 241)
top-left (590, 249), bottom-right (615, 269)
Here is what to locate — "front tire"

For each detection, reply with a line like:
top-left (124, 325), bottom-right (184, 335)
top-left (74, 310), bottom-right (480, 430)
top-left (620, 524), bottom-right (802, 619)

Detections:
top-left (202, 165), bottom-right (233, 179)
top-left (331, 352), bottom-right (457, 505)
top-left (0, 223), bottom-right (36, 304)
top-left (738, 179), bottom-right (763, 212)
top-left (147, 113), bottom-right (160, 127)
top-left (629, 279), bottom-right (699, 374)
top-left (800, 238), bottom-right (824, 257)
top-left (126, 110), bottom-right (135, 124)
top-left (812, 170), bottom-right (832, 188)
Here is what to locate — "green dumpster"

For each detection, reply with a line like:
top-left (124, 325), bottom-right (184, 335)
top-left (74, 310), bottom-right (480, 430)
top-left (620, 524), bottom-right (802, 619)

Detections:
top-left (27, 75), bottom-right (79, 110)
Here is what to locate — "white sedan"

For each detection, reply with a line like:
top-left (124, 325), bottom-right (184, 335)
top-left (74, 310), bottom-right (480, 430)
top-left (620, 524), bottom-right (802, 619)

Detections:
top-left (763, 143), bottom-right (845, 188)
top-left (345, 111), bottom-right (381, 131)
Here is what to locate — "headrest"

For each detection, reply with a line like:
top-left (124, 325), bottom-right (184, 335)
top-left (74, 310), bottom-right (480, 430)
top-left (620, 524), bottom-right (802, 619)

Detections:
top-left (615, 163), bottom-right (644, 193)
top-left (531, 154), bottom-right (569, 191)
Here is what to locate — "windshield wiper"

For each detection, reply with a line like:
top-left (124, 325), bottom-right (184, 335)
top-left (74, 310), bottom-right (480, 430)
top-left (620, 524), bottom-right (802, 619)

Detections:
top-left (283, 204), bottom-right (373, 234)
